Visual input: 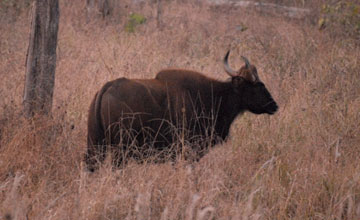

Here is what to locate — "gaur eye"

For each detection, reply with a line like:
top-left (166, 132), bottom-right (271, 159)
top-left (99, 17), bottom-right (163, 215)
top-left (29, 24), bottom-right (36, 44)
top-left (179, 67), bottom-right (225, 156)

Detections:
top-left (256, 82), bottom-right (265, 87)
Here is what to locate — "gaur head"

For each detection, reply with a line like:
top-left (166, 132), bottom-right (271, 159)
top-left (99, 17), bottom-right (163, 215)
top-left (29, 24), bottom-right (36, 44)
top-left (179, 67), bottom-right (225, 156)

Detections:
top-left (223, 50), bottom-right (278, 115)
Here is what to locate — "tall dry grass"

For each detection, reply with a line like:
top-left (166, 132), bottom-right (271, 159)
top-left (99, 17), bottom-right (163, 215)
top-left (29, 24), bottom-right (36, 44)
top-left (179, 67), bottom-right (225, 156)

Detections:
top-left (0, 0), bottom-right (359, 219)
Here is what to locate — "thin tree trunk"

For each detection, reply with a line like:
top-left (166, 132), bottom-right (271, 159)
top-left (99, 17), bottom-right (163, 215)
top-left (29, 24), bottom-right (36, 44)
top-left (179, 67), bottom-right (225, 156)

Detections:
top-left (23, 0), bottom-right (59, 118)
top-left (157, 0), bottom-right (163, 30)
top-left (100, 0), bottom-right (111, 18)
top-left (86, 0), bottom-right (111, 20)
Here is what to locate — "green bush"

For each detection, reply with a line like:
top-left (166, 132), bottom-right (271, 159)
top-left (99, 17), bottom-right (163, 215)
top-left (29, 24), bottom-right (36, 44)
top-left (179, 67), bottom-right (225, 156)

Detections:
top-left (125, 13), bottom-right (147, 33)
top-left (319, 1), bottom-right (360, 39)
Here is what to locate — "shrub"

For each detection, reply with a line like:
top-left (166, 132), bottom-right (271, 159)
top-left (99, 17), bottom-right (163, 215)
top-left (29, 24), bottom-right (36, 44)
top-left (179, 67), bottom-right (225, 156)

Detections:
top-left (319, 1), bottom-right (360, 39)
top-left (125, 13), bottom-right (146, 33)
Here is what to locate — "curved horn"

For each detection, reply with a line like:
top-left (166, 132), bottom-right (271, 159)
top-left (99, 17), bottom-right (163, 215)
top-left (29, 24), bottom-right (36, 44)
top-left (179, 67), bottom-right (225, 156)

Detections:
top-left (241, 56), bottom-right (251, 69)
top-left (223, 50), bottom-right (237, 77)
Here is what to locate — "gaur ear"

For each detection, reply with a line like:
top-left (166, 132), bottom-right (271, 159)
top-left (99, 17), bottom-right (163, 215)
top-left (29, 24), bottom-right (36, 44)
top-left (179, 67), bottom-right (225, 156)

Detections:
top-left (232, 76), bottom-right (244, 87)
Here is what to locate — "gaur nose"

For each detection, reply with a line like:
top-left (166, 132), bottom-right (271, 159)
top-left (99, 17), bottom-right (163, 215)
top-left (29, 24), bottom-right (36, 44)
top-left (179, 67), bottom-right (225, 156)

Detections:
top-left (270, 102), bottom-right (278, 113)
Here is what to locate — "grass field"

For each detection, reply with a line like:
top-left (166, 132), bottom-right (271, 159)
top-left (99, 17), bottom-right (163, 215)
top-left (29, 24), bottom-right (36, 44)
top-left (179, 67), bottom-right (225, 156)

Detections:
top-left (0, 0), bottom-right (359, 219)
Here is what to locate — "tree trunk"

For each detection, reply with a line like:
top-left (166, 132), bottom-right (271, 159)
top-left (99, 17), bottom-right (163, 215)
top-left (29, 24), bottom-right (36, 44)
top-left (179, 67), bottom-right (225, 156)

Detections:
top-left (86, 0), bottom-right (111, 20)
top-left (157, 0), bottom-right (163, 30)
top-left (23, 0), bottom-right (59, 118)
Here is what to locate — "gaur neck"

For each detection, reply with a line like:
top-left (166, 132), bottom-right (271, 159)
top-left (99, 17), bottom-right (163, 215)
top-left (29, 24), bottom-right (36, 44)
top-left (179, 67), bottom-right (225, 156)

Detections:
top-left (212, 81), bottom-right (245, 140)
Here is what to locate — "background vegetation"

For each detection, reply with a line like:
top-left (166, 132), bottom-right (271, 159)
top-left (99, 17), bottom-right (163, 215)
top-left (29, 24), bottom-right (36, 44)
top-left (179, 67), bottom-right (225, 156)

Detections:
top-left (0, 0), bottom-right (359, 219)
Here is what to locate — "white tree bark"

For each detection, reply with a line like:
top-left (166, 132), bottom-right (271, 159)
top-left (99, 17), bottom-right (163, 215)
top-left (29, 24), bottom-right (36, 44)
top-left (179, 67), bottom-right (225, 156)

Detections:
top-left (208, 0), bottom-right (310, 19)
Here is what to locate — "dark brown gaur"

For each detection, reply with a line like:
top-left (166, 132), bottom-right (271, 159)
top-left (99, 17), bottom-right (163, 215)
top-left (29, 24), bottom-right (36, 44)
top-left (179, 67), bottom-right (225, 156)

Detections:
top-left (85, 50), bottom-right (278, 171)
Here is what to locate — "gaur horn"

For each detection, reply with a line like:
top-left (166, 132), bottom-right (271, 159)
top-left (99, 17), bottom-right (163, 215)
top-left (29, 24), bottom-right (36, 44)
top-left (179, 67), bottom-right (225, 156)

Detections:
top-left (241, 56), bottom-right (251, 69)
top-left (223, 50), bottom-right (238, 77)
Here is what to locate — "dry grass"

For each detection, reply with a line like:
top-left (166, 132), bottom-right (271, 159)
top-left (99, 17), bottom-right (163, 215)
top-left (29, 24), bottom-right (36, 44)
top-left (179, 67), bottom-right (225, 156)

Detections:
top-left (0, 0), bottom-right (359, 219)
